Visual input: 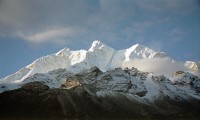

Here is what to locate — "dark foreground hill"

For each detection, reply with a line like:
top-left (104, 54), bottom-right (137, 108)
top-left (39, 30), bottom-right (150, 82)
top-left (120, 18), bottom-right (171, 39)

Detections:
top-left (0, 81), bottom-right (200, 120)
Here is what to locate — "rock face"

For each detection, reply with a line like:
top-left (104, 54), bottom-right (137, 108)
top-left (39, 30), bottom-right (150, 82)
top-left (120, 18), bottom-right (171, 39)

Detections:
top-left (21, 81), bottom-right (50, 92)
top-left (172, 70), bottom-right (200, 93)
top-left (0, 67), bottom-right (200, 119)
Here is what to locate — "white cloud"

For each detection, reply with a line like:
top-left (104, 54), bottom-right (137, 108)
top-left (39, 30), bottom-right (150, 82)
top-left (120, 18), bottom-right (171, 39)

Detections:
top-left (0, 0), bottom-right (90, 41)
top-left (123, 57), bottom-right (188, 77)
top-left (17, 27), bottom-right (75, 44)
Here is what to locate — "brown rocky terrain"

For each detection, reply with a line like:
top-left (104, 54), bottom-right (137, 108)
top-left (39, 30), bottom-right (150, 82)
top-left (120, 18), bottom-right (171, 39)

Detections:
top-left (0, 81), bottom-right (200, 120)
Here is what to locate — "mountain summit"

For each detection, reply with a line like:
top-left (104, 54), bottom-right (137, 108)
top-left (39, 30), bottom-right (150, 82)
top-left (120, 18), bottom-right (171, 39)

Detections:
top-left (88, 40), bottom-right (112, 51)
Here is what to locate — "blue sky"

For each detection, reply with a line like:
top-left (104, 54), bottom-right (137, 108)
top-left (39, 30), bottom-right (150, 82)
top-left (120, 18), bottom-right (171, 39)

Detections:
top-left (0, 0), bottom-right (200, 78)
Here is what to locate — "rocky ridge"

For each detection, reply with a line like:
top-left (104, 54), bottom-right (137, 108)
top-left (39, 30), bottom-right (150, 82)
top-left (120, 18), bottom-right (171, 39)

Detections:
top-left (0, 67), bottom-right (199, 119)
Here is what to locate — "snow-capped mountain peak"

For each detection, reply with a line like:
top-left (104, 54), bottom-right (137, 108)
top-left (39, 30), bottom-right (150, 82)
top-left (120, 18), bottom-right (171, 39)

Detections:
top-left (0, 40), bottom-right (199, 93)
top-left (125, 43), bottom-right (167, 60)
top-left (55, 47), bottom-right (71, 56)
top-left (129, 43), bottom-right (145, 51)
top-left (88, 40), bottom-right (114, 52)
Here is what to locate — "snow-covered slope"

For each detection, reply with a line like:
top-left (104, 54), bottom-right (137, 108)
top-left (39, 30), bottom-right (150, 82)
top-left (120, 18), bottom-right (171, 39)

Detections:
top-left (0, 40), bottom-right (199, 92)
top-left (0, 41), bottom-right (167, 82)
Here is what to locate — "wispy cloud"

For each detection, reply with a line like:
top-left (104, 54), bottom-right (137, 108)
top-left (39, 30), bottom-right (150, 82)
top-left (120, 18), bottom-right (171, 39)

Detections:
top-left (15, 27), bottom-right (87, 44)
top-left (123, 57), bottom-right (188, 77)
top-left (0, 0), bottom-right (90, 43)
top-left (16, 28), bottom-right (75, 43)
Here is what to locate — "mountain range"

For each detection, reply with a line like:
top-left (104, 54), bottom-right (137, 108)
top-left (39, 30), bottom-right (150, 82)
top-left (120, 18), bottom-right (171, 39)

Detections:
top-left (0, 40), bottom-right (200, 119)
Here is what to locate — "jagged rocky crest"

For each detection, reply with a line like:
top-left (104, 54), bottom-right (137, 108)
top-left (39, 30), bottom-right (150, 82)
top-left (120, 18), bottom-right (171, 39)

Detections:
top-left (0, 67), bottom-right (200, 119)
